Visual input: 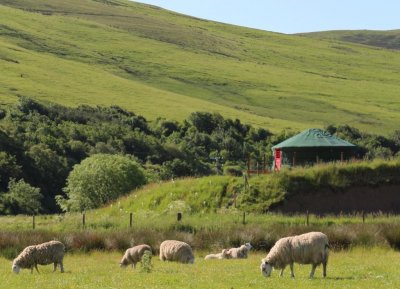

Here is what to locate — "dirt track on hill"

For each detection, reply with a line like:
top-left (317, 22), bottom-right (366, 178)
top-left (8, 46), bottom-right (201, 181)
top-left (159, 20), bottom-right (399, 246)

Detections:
top-left (273, 185), bottom-right (400, 214)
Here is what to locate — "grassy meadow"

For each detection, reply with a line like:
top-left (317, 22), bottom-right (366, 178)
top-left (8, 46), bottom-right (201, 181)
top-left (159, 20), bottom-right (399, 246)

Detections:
top-left (302, 29), bottom-right (400, 50)
top-left (1, 248), bottom-right (399, 289)
top-left (1, 0), bottom-right (400, 133)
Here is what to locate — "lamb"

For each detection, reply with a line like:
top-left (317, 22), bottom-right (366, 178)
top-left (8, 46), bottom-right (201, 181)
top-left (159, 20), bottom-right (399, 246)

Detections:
top-left (159, 240), bottom-right (195, 264)
top-left (260, 232), bottom-right (329, 278)
top-left (119, 244), bottom-right (152, 269)
top-left (12, 240), bottom-right (65, 274)
top-left (204, 249), bottom-right (231, 260)
top-left (227, 242), bottom-right (252, 259)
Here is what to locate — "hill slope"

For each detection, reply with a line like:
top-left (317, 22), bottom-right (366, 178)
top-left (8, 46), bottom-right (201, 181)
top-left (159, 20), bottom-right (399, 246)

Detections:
top-left (1, 0), bottom-right (400, 133)
top-left (300, 29), bottom-right (400, 50)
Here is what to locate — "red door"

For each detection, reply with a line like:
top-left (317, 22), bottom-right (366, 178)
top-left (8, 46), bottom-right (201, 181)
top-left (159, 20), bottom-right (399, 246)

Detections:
top-left (274, 149), bottom-right (282, 171)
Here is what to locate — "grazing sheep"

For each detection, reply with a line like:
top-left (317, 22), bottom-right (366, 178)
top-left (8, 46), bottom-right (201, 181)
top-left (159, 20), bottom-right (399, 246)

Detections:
top-left (227, 242), bottom-right (252, 259)
top-left (204, 249), bottom-right (231, 260)
top-left (120, 244), bottom-right (152, 269)
top-left (260, 232), bottom-right (329, 278)
top-left (159, 240), bottom-right (194, 264)
top-left (12, 240), bottom-right (65, 274)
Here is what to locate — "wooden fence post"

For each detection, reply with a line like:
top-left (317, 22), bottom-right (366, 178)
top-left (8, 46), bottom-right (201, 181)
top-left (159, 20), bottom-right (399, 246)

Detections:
top-left (362, 211), bottom-right (365, 224)
top-left (82, 212), bottom-right (86, 228)
top-left (177, 212), bottom-right (182, 222)
top-left (32, 214), bottom-right (35, 230)
top-left (242, 212), bottom-right (246, 225)
top-left (306, 210), bottom-right (309, 226)
top-left (130, 212), bottom-right (133, 228)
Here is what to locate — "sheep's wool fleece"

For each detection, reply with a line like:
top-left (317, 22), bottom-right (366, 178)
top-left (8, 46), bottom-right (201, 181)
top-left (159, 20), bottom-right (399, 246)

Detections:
top-left (13, 241), bottom-right (65, 268)
top-left (159, 240), bottom-right (194, 263)
top-left (204, 249), bottom-right (229, 260)
top-left (120, 244), bottom-right (151, 266)
top-left (228, 244), bottom-right (250, 258)
top-left (266, 232), bottom-right (328, 269)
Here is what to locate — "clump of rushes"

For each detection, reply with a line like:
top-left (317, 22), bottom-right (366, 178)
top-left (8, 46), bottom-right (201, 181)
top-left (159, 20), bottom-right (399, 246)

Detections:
top-left (140, 250), bottom-right (152, 273)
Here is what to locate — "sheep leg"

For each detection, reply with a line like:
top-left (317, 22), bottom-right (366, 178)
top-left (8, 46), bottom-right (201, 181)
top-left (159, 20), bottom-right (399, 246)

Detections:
top-left (60, 261), bottom-right (64, 273)
top-left (309, 264), bottom-right (317, 278)
top-left (279, 268), bottom-right (284, 277)
top-left (34, 264), bottom-right (40, 273)
top-left (290, 263), bottom-right (295, 278)
top-left (322, 261), bottom-right (327, 277)
top-left (53, 262), bottom-right (57, 272)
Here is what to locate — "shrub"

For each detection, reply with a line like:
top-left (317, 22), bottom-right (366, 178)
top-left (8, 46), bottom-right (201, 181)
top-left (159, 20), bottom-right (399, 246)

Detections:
top-left (223, 165), bottom-right (243, 176)
top-left (1, 179), bottom-right (42, 214)
top-left (57, 154), bottom-right (146, 212)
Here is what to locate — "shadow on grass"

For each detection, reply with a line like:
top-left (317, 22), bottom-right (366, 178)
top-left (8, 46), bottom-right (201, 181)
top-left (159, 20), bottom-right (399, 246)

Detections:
top-left (325, 276), bottom-right (356, 280)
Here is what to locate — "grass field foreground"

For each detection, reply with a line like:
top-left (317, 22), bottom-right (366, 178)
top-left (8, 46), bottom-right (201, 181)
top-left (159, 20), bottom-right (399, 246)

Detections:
top-left (0, 248), bottom-right (399, 288)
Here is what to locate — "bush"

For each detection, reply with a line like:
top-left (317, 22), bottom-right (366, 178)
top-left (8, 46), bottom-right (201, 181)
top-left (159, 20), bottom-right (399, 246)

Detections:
top-left (223, 165), bottom-right (243, 176)
top-left (57, 154), bottom-right (146, 211)
top-left (1, 179), bottom-right (42, 214)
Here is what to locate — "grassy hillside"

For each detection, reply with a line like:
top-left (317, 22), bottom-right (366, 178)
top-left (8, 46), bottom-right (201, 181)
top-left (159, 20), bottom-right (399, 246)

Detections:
top-left (1, 0), bottom-right (400, 133)
top-left (300, 29), bottom-right (400, 50)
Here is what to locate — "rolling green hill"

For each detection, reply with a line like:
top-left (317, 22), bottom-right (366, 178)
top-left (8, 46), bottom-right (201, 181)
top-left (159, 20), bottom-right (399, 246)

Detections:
top-left (1, 0), bottom-right (400, 133)
top-left (300, 29), bottom-right (400, 50)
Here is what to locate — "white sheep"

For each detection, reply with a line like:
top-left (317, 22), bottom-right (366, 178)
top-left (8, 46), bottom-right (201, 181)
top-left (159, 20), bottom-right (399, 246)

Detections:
top-left (159, 240), bottom-right (194, 264)
top-left (119, 244), bottom-right (152, 269)
top-left (12, 240), bottom-right (65, 274)
top-left (227, 242), bottom-right (252, 259)
top-left (204, 249), bottom-right (231, 260)
top-left (260, 232), bottom-right (329, 278)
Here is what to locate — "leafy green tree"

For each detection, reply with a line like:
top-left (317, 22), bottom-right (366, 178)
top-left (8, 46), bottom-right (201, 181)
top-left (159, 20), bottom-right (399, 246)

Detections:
top-left (0, 152), bottom-right (22, 191)
top-left (1, 178), bottom-right (42, 215)
top-left (57, 154), bottom-right (146, 211)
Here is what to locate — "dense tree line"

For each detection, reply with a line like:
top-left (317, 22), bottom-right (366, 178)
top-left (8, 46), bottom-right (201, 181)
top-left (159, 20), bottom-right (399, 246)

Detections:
top-left (0, 97), bottom-right (399, 214)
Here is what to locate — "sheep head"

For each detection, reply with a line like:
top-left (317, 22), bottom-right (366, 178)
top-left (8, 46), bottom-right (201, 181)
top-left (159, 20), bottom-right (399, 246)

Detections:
top-left (12, 263), bottom-right (20, 274)
top-left (260, 259), bottom-right (272, 277)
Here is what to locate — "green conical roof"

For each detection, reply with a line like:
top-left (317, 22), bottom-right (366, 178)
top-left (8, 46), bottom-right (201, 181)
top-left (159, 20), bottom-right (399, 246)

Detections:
top-left (272, 129), bottom-right (356, 149)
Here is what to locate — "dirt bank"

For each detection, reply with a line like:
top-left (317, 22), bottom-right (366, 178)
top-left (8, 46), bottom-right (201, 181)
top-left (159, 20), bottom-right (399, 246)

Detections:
top-left (272, 184), bottom-right (400, 214)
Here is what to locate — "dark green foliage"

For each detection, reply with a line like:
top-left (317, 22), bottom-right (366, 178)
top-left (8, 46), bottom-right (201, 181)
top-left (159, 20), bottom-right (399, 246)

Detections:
top-left (0, 98), bottom-right (399, 214)
top-left (1, 179), bottom-right (42, 214)
top-left (223, 165), bottom-right (243, 176)
top-left (327, 124), bottom-right (400, 158)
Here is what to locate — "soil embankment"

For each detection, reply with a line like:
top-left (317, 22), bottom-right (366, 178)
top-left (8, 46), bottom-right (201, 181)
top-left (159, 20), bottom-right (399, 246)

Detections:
top-left (273, 185), bottom-right (400, 214)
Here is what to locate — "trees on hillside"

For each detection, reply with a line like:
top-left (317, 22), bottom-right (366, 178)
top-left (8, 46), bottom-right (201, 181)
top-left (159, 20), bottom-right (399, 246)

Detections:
top-left (0, 98), bottom-right (399, 214)
top-left (0, 179), bottom-right (42, 215)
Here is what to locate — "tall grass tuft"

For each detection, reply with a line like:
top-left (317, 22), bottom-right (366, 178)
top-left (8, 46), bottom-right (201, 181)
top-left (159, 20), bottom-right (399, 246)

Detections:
top-left (382, 224), bottom-right (400, 250)
top-left (140, 250), bottom-right (152, 273)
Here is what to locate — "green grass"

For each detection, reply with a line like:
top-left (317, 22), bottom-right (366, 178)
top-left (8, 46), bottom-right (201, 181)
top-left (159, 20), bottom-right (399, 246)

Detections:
top-left (1, 0), bottom-right (400, 133)
top-left (1, 248), bottom-right (399, 288)
top-left (301, 29), bottom-right (400, 50)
